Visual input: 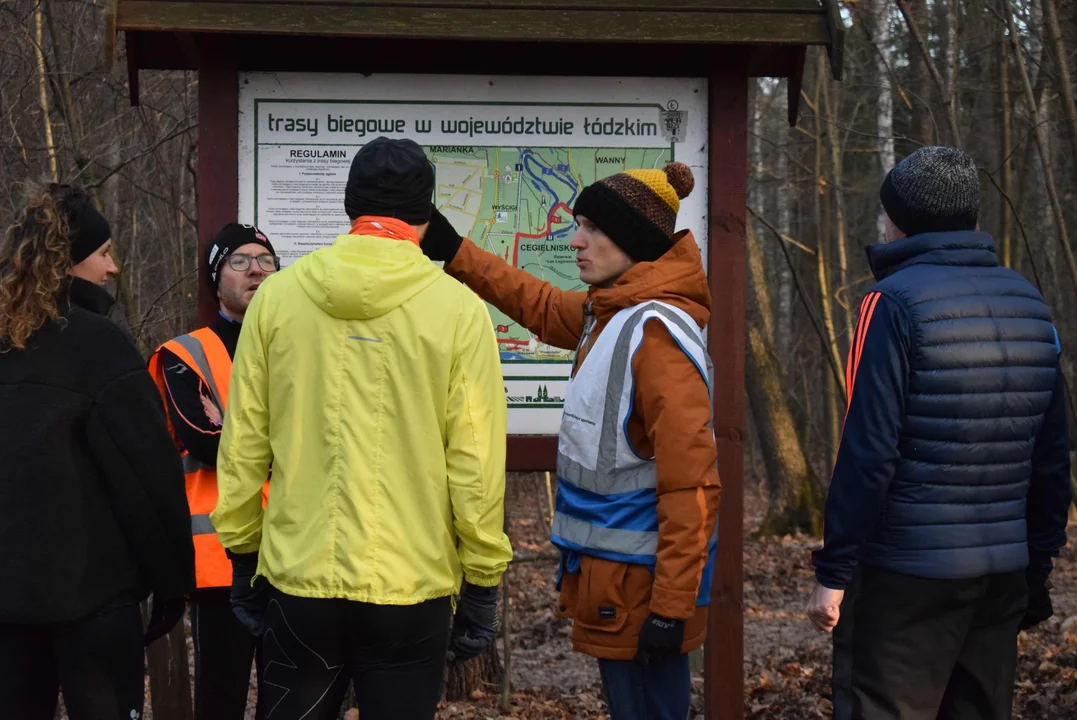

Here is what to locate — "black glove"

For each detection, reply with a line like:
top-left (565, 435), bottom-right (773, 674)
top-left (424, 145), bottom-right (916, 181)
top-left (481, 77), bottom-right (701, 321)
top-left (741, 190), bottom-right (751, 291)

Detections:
top-left (448, 583), bottom-right (499, 662)
top-left (228, 550), bottom-right (270, 637)
top-left (420, 204), bottom-right (464, 264)
top-left (143, 595), bottom-right (186, 646)
top-left (1020, 568), bottom-right (1054, 630)
top-left (634, 613), bottom-right (685, 666)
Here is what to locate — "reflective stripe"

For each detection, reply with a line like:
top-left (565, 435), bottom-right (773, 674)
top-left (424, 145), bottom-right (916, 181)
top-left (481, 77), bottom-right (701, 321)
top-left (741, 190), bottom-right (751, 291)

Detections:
top-left (596, 306), bottom-right (652, 474)
top-left (173, 333), bottom-right (224, 411)
top-left (191, 514), bottom-right (216, 536)
top-left (182, 454), bottom-right (214, 474)
top-left (557, 451), bottom-right (656, 495)
top-left (552, 512), bottom-right (658, 557)
top-left (646, 303), bottom-right (713, 408)
top-left (647, 303), bottom-right (705, 355)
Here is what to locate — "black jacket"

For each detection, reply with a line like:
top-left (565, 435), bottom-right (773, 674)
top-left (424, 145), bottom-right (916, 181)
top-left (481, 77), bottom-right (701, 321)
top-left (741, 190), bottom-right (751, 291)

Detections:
top-left (0, 278), bottom-right (195, 623)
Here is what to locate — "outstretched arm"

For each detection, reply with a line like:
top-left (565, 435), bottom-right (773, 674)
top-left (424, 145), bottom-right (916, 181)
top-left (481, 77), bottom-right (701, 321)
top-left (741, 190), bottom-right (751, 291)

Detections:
top-left (423, 206), bottom-right (587, 350)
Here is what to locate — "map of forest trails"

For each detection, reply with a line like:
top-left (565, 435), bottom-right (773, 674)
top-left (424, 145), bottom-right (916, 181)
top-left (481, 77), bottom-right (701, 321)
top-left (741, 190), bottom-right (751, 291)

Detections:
top-left (429, 145), bottom-right (672, 362)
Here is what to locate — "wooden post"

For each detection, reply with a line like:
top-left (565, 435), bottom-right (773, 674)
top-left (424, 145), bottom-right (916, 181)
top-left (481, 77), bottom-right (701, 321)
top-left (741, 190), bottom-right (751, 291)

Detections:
top-left (704, 68), bottom-right (747, 720)
top-left (196, 43), bottom-right (238, 327)
top-left (142, 603), bottom-right (193, 720)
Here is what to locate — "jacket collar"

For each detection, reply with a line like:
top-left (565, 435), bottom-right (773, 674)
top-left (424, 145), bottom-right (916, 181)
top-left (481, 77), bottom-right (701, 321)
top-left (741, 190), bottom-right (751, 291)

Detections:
top-left (866, 230), bottom-right (999, 281)
top-left (66, 276), bottom-right (115, 316)
top-left (211, 310), bottom-right (242, 358)
top-left (586, 231), bottom-right (711, 329)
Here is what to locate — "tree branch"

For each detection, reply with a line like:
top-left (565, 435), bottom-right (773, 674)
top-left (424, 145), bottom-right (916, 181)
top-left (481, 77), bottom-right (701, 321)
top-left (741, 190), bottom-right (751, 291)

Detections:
top-left (748, 207), bottom-right (846, 396)
top-left (894, 0), bottom-right (962, 145)
top-left (73, 123), bottom-right (195, 189)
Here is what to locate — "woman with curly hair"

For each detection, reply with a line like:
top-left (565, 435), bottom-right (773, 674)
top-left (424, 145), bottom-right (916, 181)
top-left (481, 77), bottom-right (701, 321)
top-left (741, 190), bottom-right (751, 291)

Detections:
top-left (0, 184), bottom-right (194, 719)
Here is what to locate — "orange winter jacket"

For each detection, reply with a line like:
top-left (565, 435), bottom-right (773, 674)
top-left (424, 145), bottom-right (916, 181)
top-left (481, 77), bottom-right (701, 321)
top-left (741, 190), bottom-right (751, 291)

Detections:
top-left (446, 231), bottom-right (721, 660)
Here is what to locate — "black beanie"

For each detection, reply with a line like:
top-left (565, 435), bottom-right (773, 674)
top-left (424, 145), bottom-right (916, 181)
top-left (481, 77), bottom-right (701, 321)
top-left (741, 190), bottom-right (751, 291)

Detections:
top-left (205, 223), bottom-right (277, 288)
top-left (344, 137), bottom-right (434, 223)
top-left (879, 146), bottom-right (980, 237)
top-left (66, 197), bottom-right (112, 265)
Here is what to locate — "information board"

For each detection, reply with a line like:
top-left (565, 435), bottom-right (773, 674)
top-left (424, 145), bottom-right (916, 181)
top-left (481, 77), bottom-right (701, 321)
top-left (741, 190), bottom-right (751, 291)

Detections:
top-left (238, 73), bottom-right (708, 434)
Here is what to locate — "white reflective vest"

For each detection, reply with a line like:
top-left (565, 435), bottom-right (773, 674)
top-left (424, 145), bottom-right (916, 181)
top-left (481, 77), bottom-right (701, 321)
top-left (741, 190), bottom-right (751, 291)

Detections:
top-left (551, 301), bottom-right (718, 604)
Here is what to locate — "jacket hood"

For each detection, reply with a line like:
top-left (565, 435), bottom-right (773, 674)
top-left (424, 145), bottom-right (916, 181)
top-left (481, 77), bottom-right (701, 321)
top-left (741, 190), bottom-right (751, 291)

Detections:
top-left (590, 230), bottom-right (711, 328)
top-left (294, 234), bottom-right (441, 320)
top-left (866, 230), bottom-right (998, 281)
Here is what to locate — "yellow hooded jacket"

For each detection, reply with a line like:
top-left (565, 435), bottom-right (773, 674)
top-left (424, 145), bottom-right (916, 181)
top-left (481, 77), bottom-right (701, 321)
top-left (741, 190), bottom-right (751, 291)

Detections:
top-left (211, 233), bottom-right (513, 603)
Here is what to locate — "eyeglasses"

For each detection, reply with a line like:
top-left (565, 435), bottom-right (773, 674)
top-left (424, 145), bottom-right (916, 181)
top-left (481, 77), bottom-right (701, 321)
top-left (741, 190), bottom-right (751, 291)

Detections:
top-left (227, 253), bottom-right (279, 273)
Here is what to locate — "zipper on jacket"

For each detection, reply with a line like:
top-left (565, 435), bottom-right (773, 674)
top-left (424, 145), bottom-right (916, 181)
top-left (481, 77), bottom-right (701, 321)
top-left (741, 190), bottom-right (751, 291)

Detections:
top-left (572, 302), bottom-right (596, 377)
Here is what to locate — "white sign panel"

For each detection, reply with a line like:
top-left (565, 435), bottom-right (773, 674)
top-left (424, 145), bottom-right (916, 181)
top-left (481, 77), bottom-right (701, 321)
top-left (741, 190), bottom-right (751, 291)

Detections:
top-left (239, 72), bottom-right (708, 434)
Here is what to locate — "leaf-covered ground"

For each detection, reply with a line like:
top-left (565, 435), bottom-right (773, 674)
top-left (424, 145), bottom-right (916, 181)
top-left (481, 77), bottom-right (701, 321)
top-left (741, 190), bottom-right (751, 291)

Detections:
top-left (443, 474), bottom-right (1077, 719)
top-left (87, 473), bottom-right (1074, 719)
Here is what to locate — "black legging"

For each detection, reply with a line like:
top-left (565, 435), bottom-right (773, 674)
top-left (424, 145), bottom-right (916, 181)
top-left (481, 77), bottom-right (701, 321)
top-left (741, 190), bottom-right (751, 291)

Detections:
top-left (190, 588), bottom-right (264, 720)
top-left (260, 588), bottom-right (452, 720)
top-left (0, 595), bottom-right (144, 719)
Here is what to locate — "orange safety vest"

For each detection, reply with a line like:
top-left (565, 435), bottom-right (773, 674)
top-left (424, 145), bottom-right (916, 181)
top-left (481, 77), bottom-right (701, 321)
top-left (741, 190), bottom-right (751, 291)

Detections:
top-left (149, 327), bottom-right (269, 590)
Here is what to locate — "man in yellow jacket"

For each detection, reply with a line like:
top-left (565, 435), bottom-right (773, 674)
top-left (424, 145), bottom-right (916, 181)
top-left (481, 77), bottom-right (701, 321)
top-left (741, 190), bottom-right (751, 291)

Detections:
top-left (211, 137), bottom-right (513, 720)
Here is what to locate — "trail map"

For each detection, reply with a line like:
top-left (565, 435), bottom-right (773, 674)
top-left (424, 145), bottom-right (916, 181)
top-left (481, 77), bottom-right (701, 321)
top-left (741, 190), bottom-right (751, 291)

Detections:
top-left (431, 146), bottom-right (673, 363)
top-left (239, 73), bottom-right (707, 433)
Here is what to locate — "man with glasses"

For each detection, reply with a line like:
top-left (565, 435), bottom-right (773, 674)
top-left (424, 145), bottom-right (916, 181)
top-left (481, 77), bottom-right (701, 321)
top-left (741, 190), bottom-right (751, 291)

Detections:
top-left (149, 223), bottom-right (279, 720)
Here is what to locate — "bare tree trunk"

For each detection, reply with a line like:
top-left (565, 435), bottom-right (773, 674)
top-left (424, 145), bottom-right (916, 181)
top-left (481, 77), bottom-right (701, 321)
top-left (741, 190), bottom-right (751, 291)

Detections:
top-left (999, 18), bottom-right (1014, 268)
top-left (812, 53), bottom-right (846, 403)
top-left (900, 0), bottom-right (934, 144)
top-left (1044, 0), bottom-right (1077, 180)
top-left (775, 124), bottom-right (794, 359)
top-left (33, 7), bottom-right (58, 182)
top-left (42, 0), bottom-right (85, 175)
top-left (874, 0), bottom-right (895, 244)
top-left (822, 71), bottom-right (852, 352)
top-left (747, 222), bottom-right (824, 536)
top-left (945, 0), bottom-right (959, 124)
top-left (896, 0), bottom-right (962, 146)
top-left (1003, 0), bottom-right (1077, 300)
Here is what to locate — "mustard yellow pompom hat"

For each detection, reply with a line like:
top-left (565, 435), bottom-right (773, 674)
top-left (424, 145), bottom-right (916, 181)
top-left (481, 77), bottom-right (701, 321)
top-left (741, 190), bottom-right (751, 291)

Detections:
top-left (572, 162), bottom-right (695, 262)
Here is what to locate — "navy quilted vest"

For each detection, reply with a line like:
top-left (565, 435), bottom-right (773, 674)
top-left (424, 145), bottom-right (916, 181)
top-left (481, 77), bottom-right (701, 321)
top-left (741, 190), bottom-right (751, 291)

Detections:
top-left (859, 231), bottom-right (1059, 579)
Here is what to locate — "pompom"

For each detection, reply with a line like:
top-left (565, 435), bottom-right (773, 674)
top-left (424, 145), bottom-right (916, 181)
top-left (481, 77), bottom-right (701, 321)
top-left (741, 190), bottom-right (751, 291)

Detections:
top-left (663, 162), bottom-right (694, 200)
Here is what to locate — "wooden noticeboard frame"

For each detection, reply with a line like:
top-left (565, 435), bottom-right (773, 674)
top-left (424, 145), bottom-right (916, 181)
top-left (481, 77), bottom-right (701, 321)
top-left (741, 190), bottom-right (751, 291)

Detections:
top-left (116, 3), bottom-right (843, 717)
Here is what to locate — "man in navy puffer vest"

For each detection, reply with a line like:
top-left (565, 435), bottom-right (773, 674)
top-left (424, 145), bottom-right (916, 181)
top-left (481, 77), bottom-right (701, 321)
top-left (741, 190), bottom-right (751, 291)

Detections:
top-left (806, 146), bottom-right (1072, 720)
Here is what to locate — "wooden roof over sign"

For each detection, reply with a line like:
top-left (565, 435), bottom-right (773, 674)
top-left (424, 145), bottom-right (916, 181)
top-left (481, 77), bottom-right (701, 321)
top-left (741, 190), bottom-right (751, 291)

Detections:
top-left (109, 0), bottom-right (843, 118)
top-left (114, 0), bottom-right (837, 46)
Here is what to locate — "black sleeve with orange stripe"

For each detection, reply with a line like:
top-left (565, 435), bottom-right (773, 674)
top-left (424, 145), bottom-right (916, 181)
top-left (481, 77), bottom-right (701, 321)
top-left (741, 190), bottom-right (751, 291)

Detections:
top-left (158, 347), bottom-right (223, 467)
top-left (813, 291), bottom-right (911, 590)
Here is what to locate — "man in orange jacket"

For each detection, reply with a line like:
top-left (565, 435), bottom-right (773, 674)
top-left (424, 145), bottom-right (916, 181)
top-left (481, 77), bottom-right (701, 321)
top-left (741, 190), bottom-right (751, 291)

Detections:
top-left (149, 223), bottom-right (278, 720)
top-left (420, 163), bottom-right (721, 719)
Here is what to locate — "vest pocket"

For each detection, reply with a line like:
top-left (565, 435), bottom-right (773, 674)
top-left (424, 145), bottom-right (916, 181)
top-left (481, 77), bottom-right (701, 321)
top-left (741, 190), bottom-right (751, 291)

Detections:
top-left (571, 556), bottom-right (629, 633)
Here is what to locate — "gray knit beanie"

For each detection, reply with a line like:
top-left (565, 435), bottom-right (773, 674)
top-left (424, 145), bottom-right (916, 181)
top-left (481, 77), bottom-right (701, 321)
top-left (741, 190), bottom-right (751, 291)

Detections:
top-left (879, 146), bottom-right (979, 237)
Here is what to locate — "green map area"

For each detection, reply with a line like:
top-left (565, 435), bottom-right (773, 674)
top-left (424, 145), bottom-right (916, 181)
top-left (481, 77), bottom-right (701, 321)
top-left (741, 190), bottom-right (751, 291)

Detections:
top-left (428, 146), bottom-right (672, 362)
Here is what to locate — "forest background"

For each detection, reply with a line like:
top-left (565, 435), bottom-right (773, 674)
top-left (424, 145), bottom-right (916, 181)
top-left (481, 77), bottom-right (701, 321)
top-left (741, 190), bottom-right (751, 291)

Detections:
top-left (2, 0), bottom-right (1076, 716)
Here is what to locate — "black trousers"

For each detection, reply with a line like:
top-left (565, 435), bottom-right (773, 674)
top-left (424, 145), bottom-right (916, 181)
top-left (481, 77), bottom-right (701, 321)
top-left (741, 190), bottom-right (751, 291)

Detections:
top-left (190, 588), bottom-right (263, 720)
top-left (260, 588), bottom-right (452, 720)
top-left (0, 596), bottom-right (144, 720)
top-left (832, 566), bottom-right (1027, 720)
